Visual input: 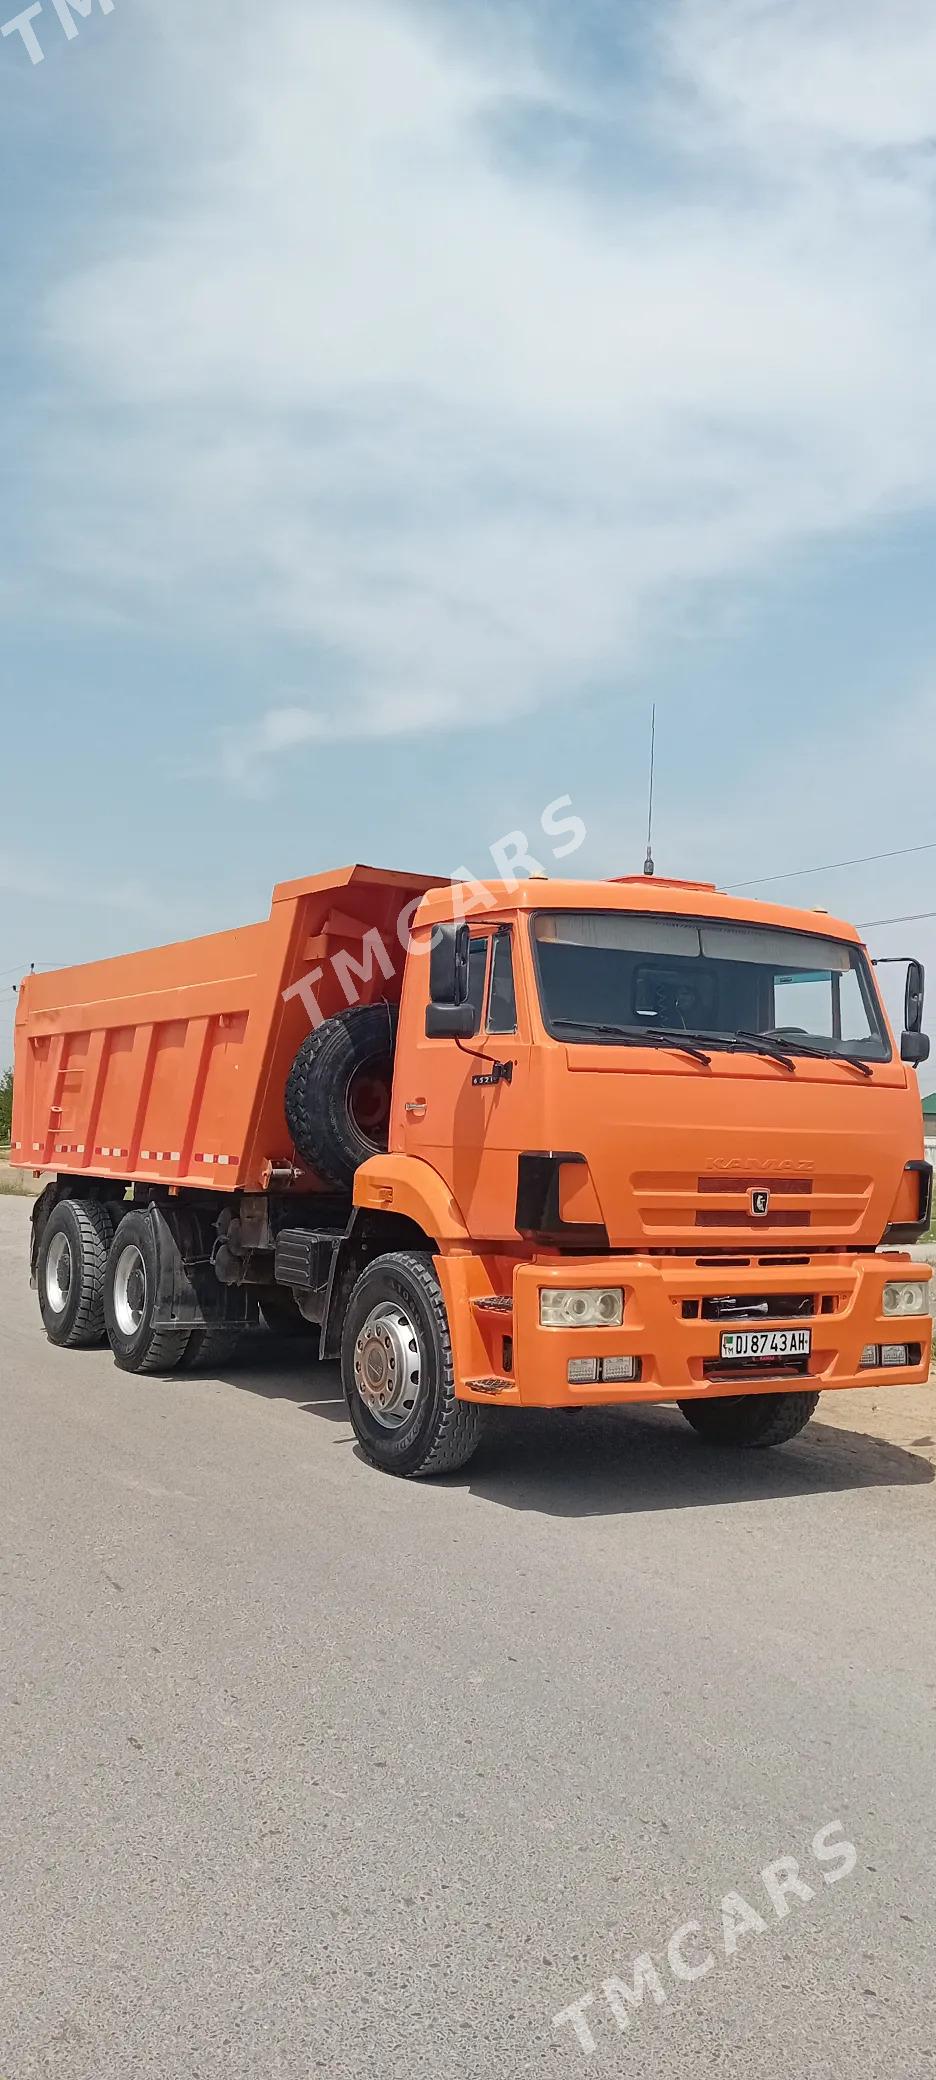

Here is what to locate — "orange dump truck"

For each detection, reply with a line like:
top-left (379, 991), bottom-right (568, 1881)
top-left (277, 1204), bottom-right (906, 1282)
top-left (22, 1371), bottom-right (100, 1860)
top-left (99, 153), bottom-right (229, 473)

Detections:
top-left (12, 863), bottom-right (933, 1477)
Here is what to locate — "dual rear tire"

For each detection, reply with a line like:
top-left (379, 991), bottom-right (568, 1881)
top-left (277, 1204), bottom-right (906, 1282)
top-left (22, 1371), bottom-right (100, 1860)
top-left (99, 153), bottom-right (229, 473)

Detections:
top-left (37, 1200), bottom-right (241, 1375)
top-left (104, 1210), bottom-right (192, 1374)
top-left (38, 1199), bottom-right (114, 1349)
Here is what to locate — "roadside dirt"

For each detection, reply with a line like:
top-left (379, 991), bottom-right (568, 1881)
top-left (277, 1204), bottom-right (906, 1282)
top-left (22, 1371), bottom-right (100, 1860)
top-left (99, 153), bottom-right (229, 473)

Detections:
top-left (816, 1378), bottom-right (936, 1467)
top-left (0, 1155), bottom-right (42, 1197)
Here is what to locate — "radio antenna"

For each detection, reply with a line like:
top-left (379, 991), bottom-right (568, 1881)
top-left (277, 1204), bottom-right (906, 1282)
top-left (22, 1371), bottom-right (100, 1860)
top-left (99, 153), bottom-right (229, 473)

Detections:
top-left (643, 703), bottom-right (656, 877)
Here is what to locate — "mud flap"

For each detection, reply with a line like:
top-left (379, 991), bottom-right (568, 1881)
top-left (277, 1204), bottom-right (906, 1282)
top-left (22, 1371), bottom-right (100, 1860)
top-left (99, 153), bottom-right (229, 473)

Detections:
top-left (145, 1206), bottom-right (252, 1332)
top-left (29, 1183), bottom-right (59, 1287)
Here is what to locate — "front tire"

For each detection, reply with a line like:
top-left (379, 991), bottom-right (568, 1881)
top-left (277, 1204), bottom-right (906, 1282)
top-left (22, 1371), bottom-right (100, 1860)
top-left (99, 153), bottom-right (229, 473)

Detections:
top-left (104, 1211), bottom-right (191, 1376)
top-left (678, 1389), bottom-right (820, 1448)
top-left (37, 1199), bottom-right (114, 1349)
top-left (341, 1251), bottom-right (486, 1478)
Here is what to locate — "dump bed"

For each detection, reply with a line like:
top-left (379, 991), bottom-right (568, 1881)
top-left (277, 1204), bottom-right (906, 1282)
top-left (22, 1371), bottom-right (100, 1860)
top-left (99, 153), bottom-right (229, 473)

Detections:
top-left (11, 865), bottom-right (441, 1194)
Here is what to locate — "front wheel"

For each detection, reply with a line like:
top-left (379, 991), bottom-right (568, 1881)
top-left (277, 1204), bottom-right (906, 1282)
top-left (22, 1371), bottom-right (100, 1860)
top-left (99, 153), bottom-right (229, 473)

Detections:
top-left (341, 1251), bottom-right (486, 1478)
top-left (678, 1389), bottom-right (820, 1448)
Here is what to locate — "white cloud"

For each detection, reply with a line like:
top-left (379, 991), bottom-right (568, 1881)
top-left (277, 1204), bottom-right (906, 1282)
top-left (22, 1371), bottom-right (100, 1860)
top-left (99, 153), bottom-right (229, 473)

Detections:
top-left (27, 0), bottom-right (936, 781)
top-left (671, 0), bottom-right (936, 151)
top-left (0, 851), bottom-right (167, 926)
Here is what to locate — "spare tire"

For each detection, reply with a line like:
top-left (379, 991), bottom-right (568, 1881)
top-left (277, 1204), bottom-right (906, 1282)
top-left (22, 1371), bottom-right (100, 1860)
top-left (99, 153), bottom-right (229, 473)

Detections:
top-left (285, 1002), bottom-right (398, 1188)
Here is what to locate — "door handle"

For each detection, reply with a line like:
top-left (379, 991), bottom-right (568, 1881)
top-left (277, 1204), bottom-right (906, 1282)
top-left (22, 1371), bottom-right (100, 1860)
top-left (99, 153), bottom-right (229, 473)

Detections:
top-left (405, 1098), bottom-right (427, 1118)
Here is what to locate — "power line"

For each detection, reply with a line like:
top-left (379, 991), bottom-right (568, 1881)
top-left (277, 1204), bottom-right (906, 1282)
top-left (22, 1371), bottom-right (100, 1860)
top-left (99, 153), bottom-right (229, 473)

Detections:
top-left (728, 838), bottom-right (936, 891)
top-left (0, 961), bottom-right (66, 982)
top-left (861, 909), bottom-right (936, 931)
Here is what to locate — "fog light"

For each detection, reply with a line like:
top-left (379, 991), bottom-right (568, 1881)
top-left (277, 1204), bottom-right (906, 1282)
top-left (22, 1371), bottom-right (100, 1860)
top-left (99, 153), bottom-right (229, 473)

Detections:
top-left (883, 1280), bottom-right (927, 1317)
top-left (600, 1355), bottom-right (640, 1383)
top-left (541, 1287), bottom-right (624, 1328)
top-left (567, 1358), bottom-right (599, 1384)
top-left (859, 1344), bottom-right (880, 1368)
top-left (881, 1342), bottom-right (910, 1367)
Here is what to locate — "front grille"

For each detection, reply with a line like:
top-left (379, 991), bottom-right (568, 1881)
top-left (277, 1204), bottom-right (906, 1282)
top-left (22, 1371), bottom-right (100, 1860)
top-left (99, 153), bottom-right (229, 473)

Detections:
top-left (631, 1169), bottom-right (872, 1242)
top-left (685, 1292), bottom-right (815, 1322)
top-left (697, 1175), bottom-right (812, 1196)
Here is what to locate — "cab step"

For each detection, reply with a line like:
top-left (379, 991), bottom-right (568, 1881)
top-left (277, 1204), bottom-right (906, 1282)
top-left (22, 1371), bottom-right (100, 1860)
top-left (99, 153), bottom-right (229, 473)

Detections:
top-left (464, 1376), bottom-right (512, 1396)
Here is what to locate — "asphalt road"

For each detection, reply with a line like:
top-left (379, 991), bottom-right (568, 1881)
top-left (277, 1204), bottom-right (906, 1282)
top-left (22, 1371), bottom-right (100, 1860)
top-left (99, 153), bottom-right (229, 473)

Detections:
top-left (1, 1195), bottom-right (935, 2080)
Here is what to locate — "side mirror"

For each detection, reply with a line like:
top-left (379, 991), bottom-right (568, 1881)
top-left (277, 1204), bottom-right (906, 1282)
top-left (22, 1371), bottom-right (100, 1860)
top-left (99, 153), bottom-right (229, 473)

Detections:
top-left (905, 959), bottom-right (925, 1034)
top-left (426, 922), bottom-right (475, 1037)
top-left (429, 921), bottom-right (470, 1008)
top-left (425, 1001), bottom-right (477, 1039)
top-left (901, 1029), bottom-right (930, 1065)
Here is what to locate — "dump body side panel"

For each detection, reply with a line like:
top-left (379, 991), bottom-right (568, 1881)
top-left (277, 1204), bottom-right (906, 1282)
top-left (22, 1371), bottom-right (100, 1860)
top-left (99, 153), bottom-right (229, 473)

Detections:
top-left (11, 866), bottom-right (441, 1194)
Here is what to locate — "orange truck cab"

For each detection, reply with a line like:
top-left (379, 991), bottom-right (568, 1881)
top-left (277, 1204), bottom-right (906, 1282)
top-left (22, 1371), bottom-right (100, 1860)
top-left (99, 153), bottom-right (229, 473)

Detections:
top-left (12, 865), bottom-right (933, 1478)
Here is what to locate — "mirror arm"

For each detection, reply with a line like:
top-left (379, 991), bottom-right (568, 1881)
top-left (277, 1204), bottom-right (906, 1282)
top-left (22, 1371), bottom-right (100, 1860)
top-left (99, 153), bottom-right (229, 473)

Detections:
top-left (455, 1035), bottom-right (512, 1069)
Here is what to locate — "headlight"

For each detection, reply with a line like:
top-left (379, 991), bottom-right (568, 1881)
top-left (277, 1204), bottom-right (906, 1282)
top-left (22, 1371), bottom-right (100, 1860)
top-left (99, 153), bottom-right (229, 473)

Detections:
top-left (883, 1280), bottom-right (927, 1317)
top-left (540, 1287), bottom-right (624, 1328)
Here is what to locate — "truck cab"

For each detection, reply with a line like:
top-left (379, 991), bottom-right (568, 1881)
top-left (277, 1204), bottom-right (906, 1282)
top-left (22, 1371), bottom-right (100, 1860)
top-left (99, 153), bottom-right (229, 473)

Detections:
top-left (352, 874), bottom-right (932, 1458)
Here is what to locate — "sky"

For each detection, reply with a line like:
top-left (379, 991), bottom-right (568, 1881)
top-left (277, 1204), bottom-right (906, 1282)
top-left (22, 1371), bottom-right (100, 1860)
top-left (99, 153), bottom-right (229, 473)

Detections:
top-left (2, 0), bottom-right (936, 1077)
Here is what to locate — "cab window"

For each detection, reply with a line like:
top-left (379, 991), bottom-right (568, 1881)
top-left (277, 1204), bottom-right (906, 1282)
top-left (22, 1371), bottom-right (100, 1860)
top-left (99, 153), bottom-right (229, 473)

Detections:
top-left (487, 929), bottom-right (518, 1034)
top-left (466, 936), bottom-right (490, 1034)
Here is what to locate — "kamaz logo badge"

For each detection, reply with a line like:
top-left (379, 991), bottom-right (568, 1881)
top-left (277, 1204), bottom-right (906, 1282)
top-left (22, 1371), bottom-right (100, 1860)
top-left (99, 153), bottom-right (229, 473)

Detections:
top-left (711, 1157), bottom-right (812, 1174)
top-left (750, 1189), bottom-right (771, 1217)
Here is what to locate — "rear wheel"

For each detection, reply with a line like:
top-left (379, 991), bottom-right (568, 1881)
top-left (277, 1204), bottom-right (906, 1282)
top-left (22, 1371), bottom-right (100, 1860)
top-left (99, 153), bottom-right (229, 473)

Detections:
top-left (678, 1389), bottom-right (820, 1448)
top-left (341, 1250), bottom-right (486, 1478)
top-left (181, 1326), bottom-right (245, 1370)
top-left (37, 1199), bottom-right (114, 1349)
top-left (104, 1212), bottom-right (190, 1376)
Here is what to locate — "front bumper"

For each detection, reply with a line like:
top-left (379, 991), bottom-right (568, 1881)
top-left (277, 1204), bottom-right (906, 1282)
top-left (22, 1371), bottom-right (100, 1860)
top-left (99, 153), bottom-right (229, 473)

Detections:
top-left (504, 1252), bottom-right (932, 1408)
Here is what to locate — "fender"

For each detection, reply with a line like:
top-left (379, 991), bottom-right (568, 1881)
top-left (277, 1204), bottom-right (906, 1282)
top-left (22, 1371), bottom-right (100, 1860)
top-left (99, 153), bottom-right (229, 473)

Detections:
top-left (353, 1153), bottom-right (470, 1246)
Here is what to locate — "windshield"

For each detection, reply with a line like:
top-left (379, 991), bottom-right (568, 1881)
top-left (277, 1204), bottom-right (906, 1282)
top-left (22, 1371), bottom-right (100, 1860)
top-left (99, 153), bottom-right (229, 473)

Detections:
top-left (532, 912), bottom-right (890, 1061)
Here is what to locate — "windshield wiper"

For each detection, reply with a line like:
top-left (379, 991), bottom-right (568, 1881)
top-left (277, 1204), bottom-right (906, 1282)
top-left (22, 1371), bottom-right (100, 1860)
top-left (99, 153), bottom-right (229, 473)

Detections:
top-left (552, 1020), bottom-right (711, 1066)
top-left (630, 1024), bottom-right (797, 1071)
top-left (762, 1030), bottom-right (873, 1078)
top-left (725, 1030), bottom-right (797, 1072)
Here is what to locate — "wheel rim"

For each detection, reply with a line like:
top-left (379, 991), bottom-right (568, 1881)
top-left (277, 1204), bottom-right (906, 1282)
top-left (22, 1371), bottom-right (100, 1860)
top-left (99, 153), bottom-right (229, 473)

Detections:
top-left (346, 1057), bottom-right (392, 1148)
top-left (113, 1243), bottom-right (147, 1338)
top-left (45, 1232), bottom-right (73, 1315)
top-left (352, 1301), bottom-right (422, 1429)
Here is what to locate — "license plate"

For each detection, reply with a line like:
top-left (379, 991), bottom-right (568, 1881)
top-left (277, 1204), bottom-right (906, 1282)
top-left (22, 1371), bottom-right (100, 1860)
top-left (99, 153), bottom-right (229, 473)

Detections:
top-left (720, 1328), bottom-right (811, 1359)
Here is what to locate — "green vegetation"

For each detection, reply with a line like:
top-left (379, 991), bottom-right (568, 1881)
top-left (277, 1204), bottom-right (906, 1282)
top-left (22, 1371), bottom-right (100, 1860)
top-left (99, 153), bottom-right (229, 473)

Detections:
top-left (0, 1066), bottom-right (12, 1148)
